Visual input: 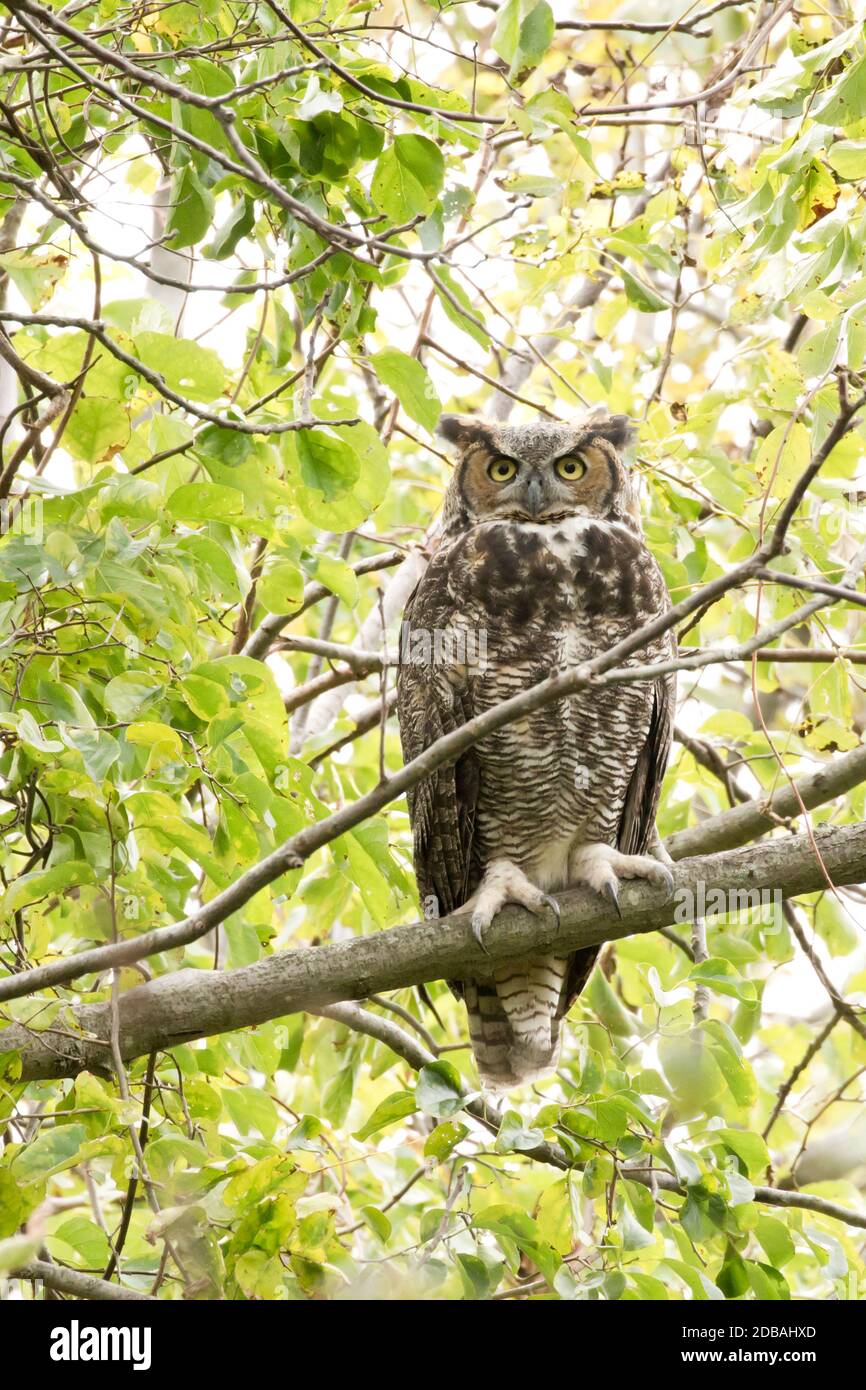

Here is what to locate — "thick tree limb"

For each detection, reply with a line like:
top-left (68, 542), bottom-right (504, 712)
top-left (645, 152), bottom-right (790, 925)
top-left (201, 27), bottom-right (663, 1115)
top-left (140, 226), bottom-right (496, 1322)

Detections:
top-left (3, 822), bottom-right (865, 1082)
top-left (3, 706), bottom-right (863, 1005)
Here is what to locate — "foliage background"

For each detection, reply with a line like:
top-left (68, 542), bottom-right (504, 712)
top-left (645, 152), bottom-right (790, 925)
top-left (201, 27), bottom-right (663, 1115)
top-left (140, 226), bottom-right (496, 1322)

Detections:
top-left (1, 0), bottom-right (866, 1301)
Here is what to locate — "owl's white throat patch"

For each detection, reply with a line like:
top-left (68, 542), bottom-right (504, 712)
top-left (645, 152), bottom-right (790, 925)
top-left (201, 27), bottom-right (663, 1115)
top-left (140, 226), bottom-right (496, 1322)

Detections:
top-left (518, 513), bottom-right (629, 565)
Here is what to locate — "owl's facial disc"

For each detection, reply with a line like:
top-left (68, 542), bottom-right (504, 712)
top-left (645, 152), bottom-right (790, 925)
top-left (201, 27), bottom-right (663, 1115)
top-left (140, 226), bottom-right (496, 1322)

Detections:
top-left (443, 415), bottom-right (637, 530)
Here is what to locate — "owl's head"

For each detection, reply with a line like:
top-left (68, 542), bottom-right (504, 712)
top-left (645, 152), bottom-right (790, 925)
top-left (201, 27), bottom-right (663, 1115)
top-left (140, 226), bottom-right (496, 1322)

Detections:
top-left (438, 411), bottom-right (639, 531)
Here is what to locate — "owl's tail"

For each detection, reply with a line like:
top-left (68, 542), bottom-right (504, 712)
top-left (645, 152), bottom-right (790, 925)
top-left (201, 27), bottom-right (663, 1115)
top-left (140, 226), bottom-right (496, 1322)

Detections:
top-left (463, 951), bottom-right (593, 1090)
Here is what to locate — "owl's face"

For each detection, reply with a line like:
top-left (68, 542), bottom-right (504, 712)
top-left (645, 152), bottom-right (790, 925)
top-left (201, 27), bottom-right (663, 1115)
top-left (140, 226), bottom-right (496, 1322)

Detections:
top-left (439, 413), bottom-right (638, 529)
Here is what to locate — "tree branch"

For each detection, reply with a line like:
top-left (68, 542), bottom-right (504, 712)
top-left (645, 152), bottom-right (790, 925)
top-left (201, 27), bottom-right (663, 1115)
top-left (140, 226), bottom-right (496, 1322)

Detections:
top-left (3, 822), bottom-right (865, 1082)
top-left (666, 742), bottom-right (866, 860)
top-left (11, 1258), bottom-right (156, 1300)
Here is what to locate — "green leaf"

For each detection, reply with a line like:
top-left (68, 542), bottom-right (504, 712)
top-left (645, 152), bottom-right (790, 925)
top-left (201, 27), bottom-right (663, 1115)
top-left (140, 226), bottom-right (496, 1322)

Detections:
top-left (624, 1177), bottom-right (656, 1232)
top-left (536, 1178), bottom-right (573, 1256)
top-left (166, 164), bottom-right (214, 248)
top-left (797, 319), bottom-right (842, 378)
top-left (323, 1055), bottom-right (359, 1128)
top-left (371, 134), bottom-right (444, 222)
top-left (1, 709), bottom-right (63, 754)
top-left (361, 1206), bottom-right (391, 1243)
top-left (223, 1085), bottom-right (278, 1140)
top-left (689, 957), bottom-right (757, 1003)
top-left (755, 1215), bottom-right (796, 1269)
top-left (196, 422), bottom-right (254, 467)
top-left (619, 1203), bottom-right (655, 1252)
top-left (295, 427), bottom-right (361, 503)
top-left (0, 251), bottom-right (66, 309)
top-left (103, 672), bottom-right (163, 719)
top-left (4, 862), bottom-right (95, 913)
top-left (828, 139), bottom-right (866, 179)
top-left (354, 1089), bottom-right (416, 1141)
top-left (713, 1128), bottom-right (770, 1178)
top-left (747, 1261), bottom-right (790, 1301)
top-left (718, 1246), bottom-right (750, 1299)
top-left (63, 727), bottom-right (120, 782)
top-left (492, 0), bottom-right (521, 66)
top-left (306, 554), bottom-right (359, 608)
top-left (416, 1061), bottom-right (466, 1119)
top-left (455, 1252), bottom-right (495, 1299)
top-left (706, 1020), bottom-right (757, 1108)
top-left (51, 1215), bottom-right (112, 1268)
top-left (207, 196), bottom-right (255, 259)
top-left (10, 1124), bottom-right (87, 1179)
top-left (495, 1109), bottom-right (544, 1152)
top-left (371, 348), bottom-right (441, 432)
top-left (179, 673), bottom-right (230, 719)
top-left (64, 398), bottom-right (131, 464)
top-left (815, 57), bottom-right (866, 128)
top-left (0, 1174), bottom-right (23, 1238)
top-left (754, 422), bottom-right (810, 495)
top-left (168, 481), bottom-right (245, 523)
top-left (659, 1033), bottom-right (725, 1110)
top-left (514, 1), bottom-right (554, 79)
top-left (424, 1120), bottom-right (469, 1160)
top-left (257, 560), bottom-right (305, 614)
top-left (621, 268), bottom-right (669, 313)
top-left (135, 332), bottom-right (226, 402)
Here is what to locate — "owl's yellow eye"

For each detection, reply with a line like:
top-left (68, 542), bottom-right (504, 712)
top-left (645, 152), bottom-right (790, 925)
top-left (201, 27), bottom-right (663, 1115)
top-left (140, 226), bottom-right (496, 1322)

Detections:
top-left (487, 457), bottom-right (518, 483)
top-left (554, 455), bottom-right (586, 480)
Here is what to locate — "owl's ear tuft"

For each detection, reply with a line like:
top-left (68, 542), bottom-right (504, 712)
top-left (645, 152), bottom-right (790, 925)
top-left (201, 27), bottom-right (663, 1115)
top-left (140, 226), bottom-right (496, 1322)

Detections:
top-left (592, 414), bottom-right (635, 452)
top-left (437, 414), bottom-right (493, 447)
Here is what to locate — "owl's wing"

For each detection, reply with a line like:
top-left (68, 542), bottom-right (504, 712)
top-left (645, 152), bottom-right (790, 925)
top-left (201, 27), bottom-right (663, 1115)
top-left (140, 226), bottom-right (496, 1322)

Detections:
top-left (616, 668), bottom-right (676, 857)
top-left (563, 668), bottom-right (675, 1009)
top-left (396, 582), bottom-right (479, 921)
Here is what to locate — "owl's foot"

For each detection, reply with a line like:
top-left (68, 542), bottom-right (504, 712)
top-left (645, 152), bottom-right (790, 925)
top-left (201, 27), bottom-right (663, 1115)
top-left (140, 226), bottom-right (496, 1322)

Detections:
top-left (570, 842), bottom-right (674, 919)
top-left (646, 826), bottom-right (674, 869)
top-left (460, 860), bottom-right (560, 954)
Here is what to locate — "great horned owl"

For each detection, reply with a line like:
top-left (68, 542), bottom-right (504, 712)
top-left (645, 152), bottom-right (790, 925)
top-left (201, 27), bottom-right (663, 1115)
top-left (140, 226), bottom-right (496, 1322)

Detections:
top-left (397, 412), bottom-right (675, 1089)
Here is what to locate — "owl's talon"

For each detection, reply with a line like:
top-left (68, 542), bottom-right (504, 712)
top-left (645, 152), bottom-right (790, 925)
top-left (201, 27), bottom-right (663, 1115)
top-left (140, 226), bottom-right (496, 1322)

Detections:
top-left (603, 879), bottom-right (622, 918)
top-left (471, 913), bottom-right (492, 955)
top-left (657, 866), bottom-right (675, 898)
top-left (542, 894), bottom-right (561, 923)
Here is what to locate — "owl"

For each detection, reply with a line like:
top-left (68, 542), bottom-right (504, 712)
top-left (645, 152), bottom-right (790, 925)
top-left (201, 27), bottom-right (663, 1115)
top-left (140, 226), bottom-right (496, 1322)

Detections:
top-left (396, 412), bottom-right (676, 1089)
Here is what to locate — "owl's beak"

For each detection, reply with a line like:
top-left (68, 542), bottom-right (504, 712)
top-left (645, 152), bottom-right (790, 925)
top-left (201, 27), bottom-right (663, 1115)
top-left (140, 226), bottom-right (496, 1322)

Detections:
top-left (524, 475), bottom-right (547, 518)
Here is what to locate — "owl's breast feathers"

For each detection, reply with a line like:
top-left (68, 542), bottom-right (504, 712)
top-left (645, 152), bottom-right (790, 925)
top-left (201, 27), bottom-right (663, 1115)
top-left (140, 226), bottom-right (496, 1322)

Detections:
top-left (398, 513), bottom-right (673, 886)
top-left (442, 515), bottom-right (671, 653)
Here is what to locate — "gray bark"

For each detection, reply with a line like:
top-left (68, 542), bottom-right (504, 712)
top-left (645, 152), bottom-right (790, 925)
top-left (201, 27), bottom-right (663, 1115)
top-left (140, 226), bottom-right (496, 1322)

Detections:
top-left (13, 1258), bottom-right (156, 1301)
top-left (667, 743), bottom-right (866, 859)
top-left (3, 821), bottom-right (864, 1081)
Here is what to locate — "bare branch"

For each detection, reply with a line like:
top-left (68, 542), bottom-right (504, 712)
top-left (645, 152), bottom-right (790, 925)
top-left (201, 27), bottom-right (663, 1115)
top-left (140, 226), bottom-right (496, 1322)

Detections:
top-left (11, 1258), bottom-right (156, 1300)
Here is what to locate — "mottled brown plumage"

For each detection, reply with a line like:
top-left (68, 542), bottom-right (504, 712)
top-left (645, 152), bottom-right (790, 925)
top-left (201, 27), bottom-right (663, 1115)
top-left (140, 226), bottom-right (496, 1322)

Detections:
top-left (397, 412), bottom-right (675, 1088)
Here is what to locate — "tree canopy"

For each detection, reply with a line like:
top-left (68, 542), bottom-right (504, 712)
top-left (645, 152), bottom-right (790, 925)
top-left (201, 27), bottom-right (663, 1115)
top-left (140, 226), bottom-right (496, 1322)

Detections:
top-left (1, 0), bottom-right (866, 1303)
